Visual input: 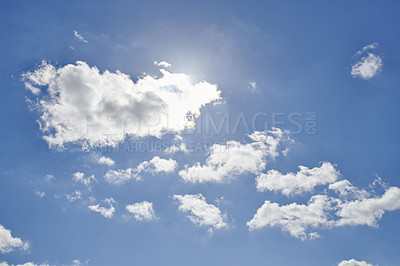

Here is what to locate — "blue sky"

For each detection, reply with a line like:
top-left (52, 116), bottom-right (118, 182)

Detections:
top-left (1, 1), bottom-right (400, 265)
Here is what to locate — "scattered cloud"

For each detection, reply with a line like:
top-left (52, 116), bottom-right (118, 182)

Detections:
top-left (179, 128), bottom-right (292, 183)
top-left (65, 191), bottom-right (82, 202)
top-left (329, 179), bottom-right (370, 200)
top-left (337, 259), bottom-right (374, 266)
top-left (247, 195), bottom-right (336, 240)
top-left (88, 198), bottom-right (115, 218)
top-left (336, 186), bottom-right (400, 227)
top-left (247, 81), bottom-right (259, 93)
top-left (154, 60), bottom-right (172, 68)
top-left (126, 201), bottom-right (157, 221)
top-left (44, 174), bottom-right (54, 181)
top-left (0, 225), bottom-right (30, 254)
top-left (137, 156), bottom-right (177, 174)
top-left (0, 262), bottom-right (49, 266)
top-left (73, 30), bottom-right (88, 43)
top-left (97, 156), bottom-right (115, 166)
top-left (73, 172), bottom-right (96, 186)
top-left (35, 191), bottom-right (45, 198)
top-left (104, 168), bottom-right (141, 185)
top-left (173, 194), bottom-right (228, 233)
top-left (256, 162), bottom-right (340, 196)
top-left (23, 61), bottom-right (221, 149)
top-left (105, 156), bottom-right (177, 184)
top-left (351, 43), bottom-right (382, 79)
top-left (249, 173), bottom-right (400, 240)
top-left (164, 143), bottom-right (189, 154)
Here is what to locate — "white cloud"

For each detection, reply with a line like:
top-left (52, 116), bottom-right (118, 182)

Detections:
top-left (105, 156), bottom-right (177, 184)
top-left (179, 128), bottom-right (291, 183)
top-left (249, 174), bottom-right (400, 239)
top-left (248, 81), bottom-right (259, 93)
top-left (35, 191), bottom-right (45, 198)
top-left (0, 262), bottom-right (49, 266)
top-left (336, 186), bottom-right (400, 227)
top-left (126, 201), bottom-right (156, 221)
top-left (88, 198), bottom-right (115, 218)
top-left (22, 61), bottom-right (220, 149)
top-left (247, 195), bottom-right (336, 240)
top-left (154, 60), bottom-right (172, 68)
top-left (0, 225), bottom-right (29, 253)
top-left (329, 179), bottom-right (369, 200)
top-left (337, 259), bottom-right (374, 266)
top-left (44, 174), bottom-right (54, 181)
top-left (97, 156), bottom-right (115, 166)
top-left (73, 30), bottom-right (88, 43)
top-left (104, 168), bottom-right (141, 185)
top-left (137, 156), bottom-right (177, 174)
top-left (351, 43), bottom-right (382, 79)
top-left (65, 190), bottom-right (82, 202)
top-left (256, 162), bottom-right (340, 196)
top-left (173, 194), bottom-right (228, 233)
top-left (72, 172), bottom-right (96, 186)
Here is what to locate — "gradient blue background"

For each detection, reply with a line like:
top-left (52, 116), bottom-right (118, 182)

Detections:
top-left (1, 1), bottom-right (400, 265)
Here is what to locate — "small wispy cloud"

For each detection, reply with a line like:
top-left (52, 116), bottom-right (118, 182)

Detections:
top-left (74, 30), bottom-right (88, 43)
top-left (351, 43), bottom-right (382, 79)
top-left (248, 81), bottom-right (259, 93)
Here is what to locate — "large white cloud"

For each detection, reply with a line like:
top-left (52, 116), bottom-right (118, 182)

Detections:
top-left (104, 156), bottom-right (177, 184)
top-left (22, 61), bottom-right (221, 149)
top-left (179, 128), bottom-right (291, 183)
top-left (0, 225), bottom-right (29, 254)
top-left (351, 43), bottom-right (382, 79)
top-left (173, 194), bottom-right (228, 233)
top-left (247, 195), bottom-right (336, 240)
top-left (337, 259), bottom-right (374, 266)
top-left (248, 175), bottom-right (400, 239)
top-left (256, 162), bottom-right (340, 196)
top-left (336, 186), bottom-right (400, 227)
top-left (126, 201), bottom-right (157, 221)
top-left (88, 198), bottom-right (115, 218)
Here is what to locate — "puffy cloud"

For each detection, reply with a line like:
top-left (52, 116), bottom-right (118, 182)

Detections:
top-left (88, 198), bottom-right (115, 218)
top-left (329, 179), bottom-right (369, 200)
top-left (126, 201), bottom-right (157, 221)
top-left (0, 225), bottom-right (29, 253)
top-left (22, 61), bottom-right (220, 149)
top-left (173, 194), bottom-right (228, 233)
top-left (336, 186), bottom-right (400, 227)
top-left (105, 156), bottom-right (177, 184)
top-left (73, 30), bottom-right (87, 43)
top-left (249, 173), bottom-right (400, 239)
top-left (247, 195), bottom-right (336, 240)
top-left (154, 60), bottom-right (172, 68)
top-left (337, 259), bottom-right (374, 266)
top-left (97, 156), bottom-right (115, 166)
top-left (72, 172), bottom-right (96, 186)
top-left (256, 162), bottom-right (339, 196)
top-left (137, 156), bottom-right (177, 173)
top-left (179, 128), bottom-right (291, 183)
top-left (104, 168), bottom-right (141, 185)
top-left (351, 43), bottom-right (382, 79)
